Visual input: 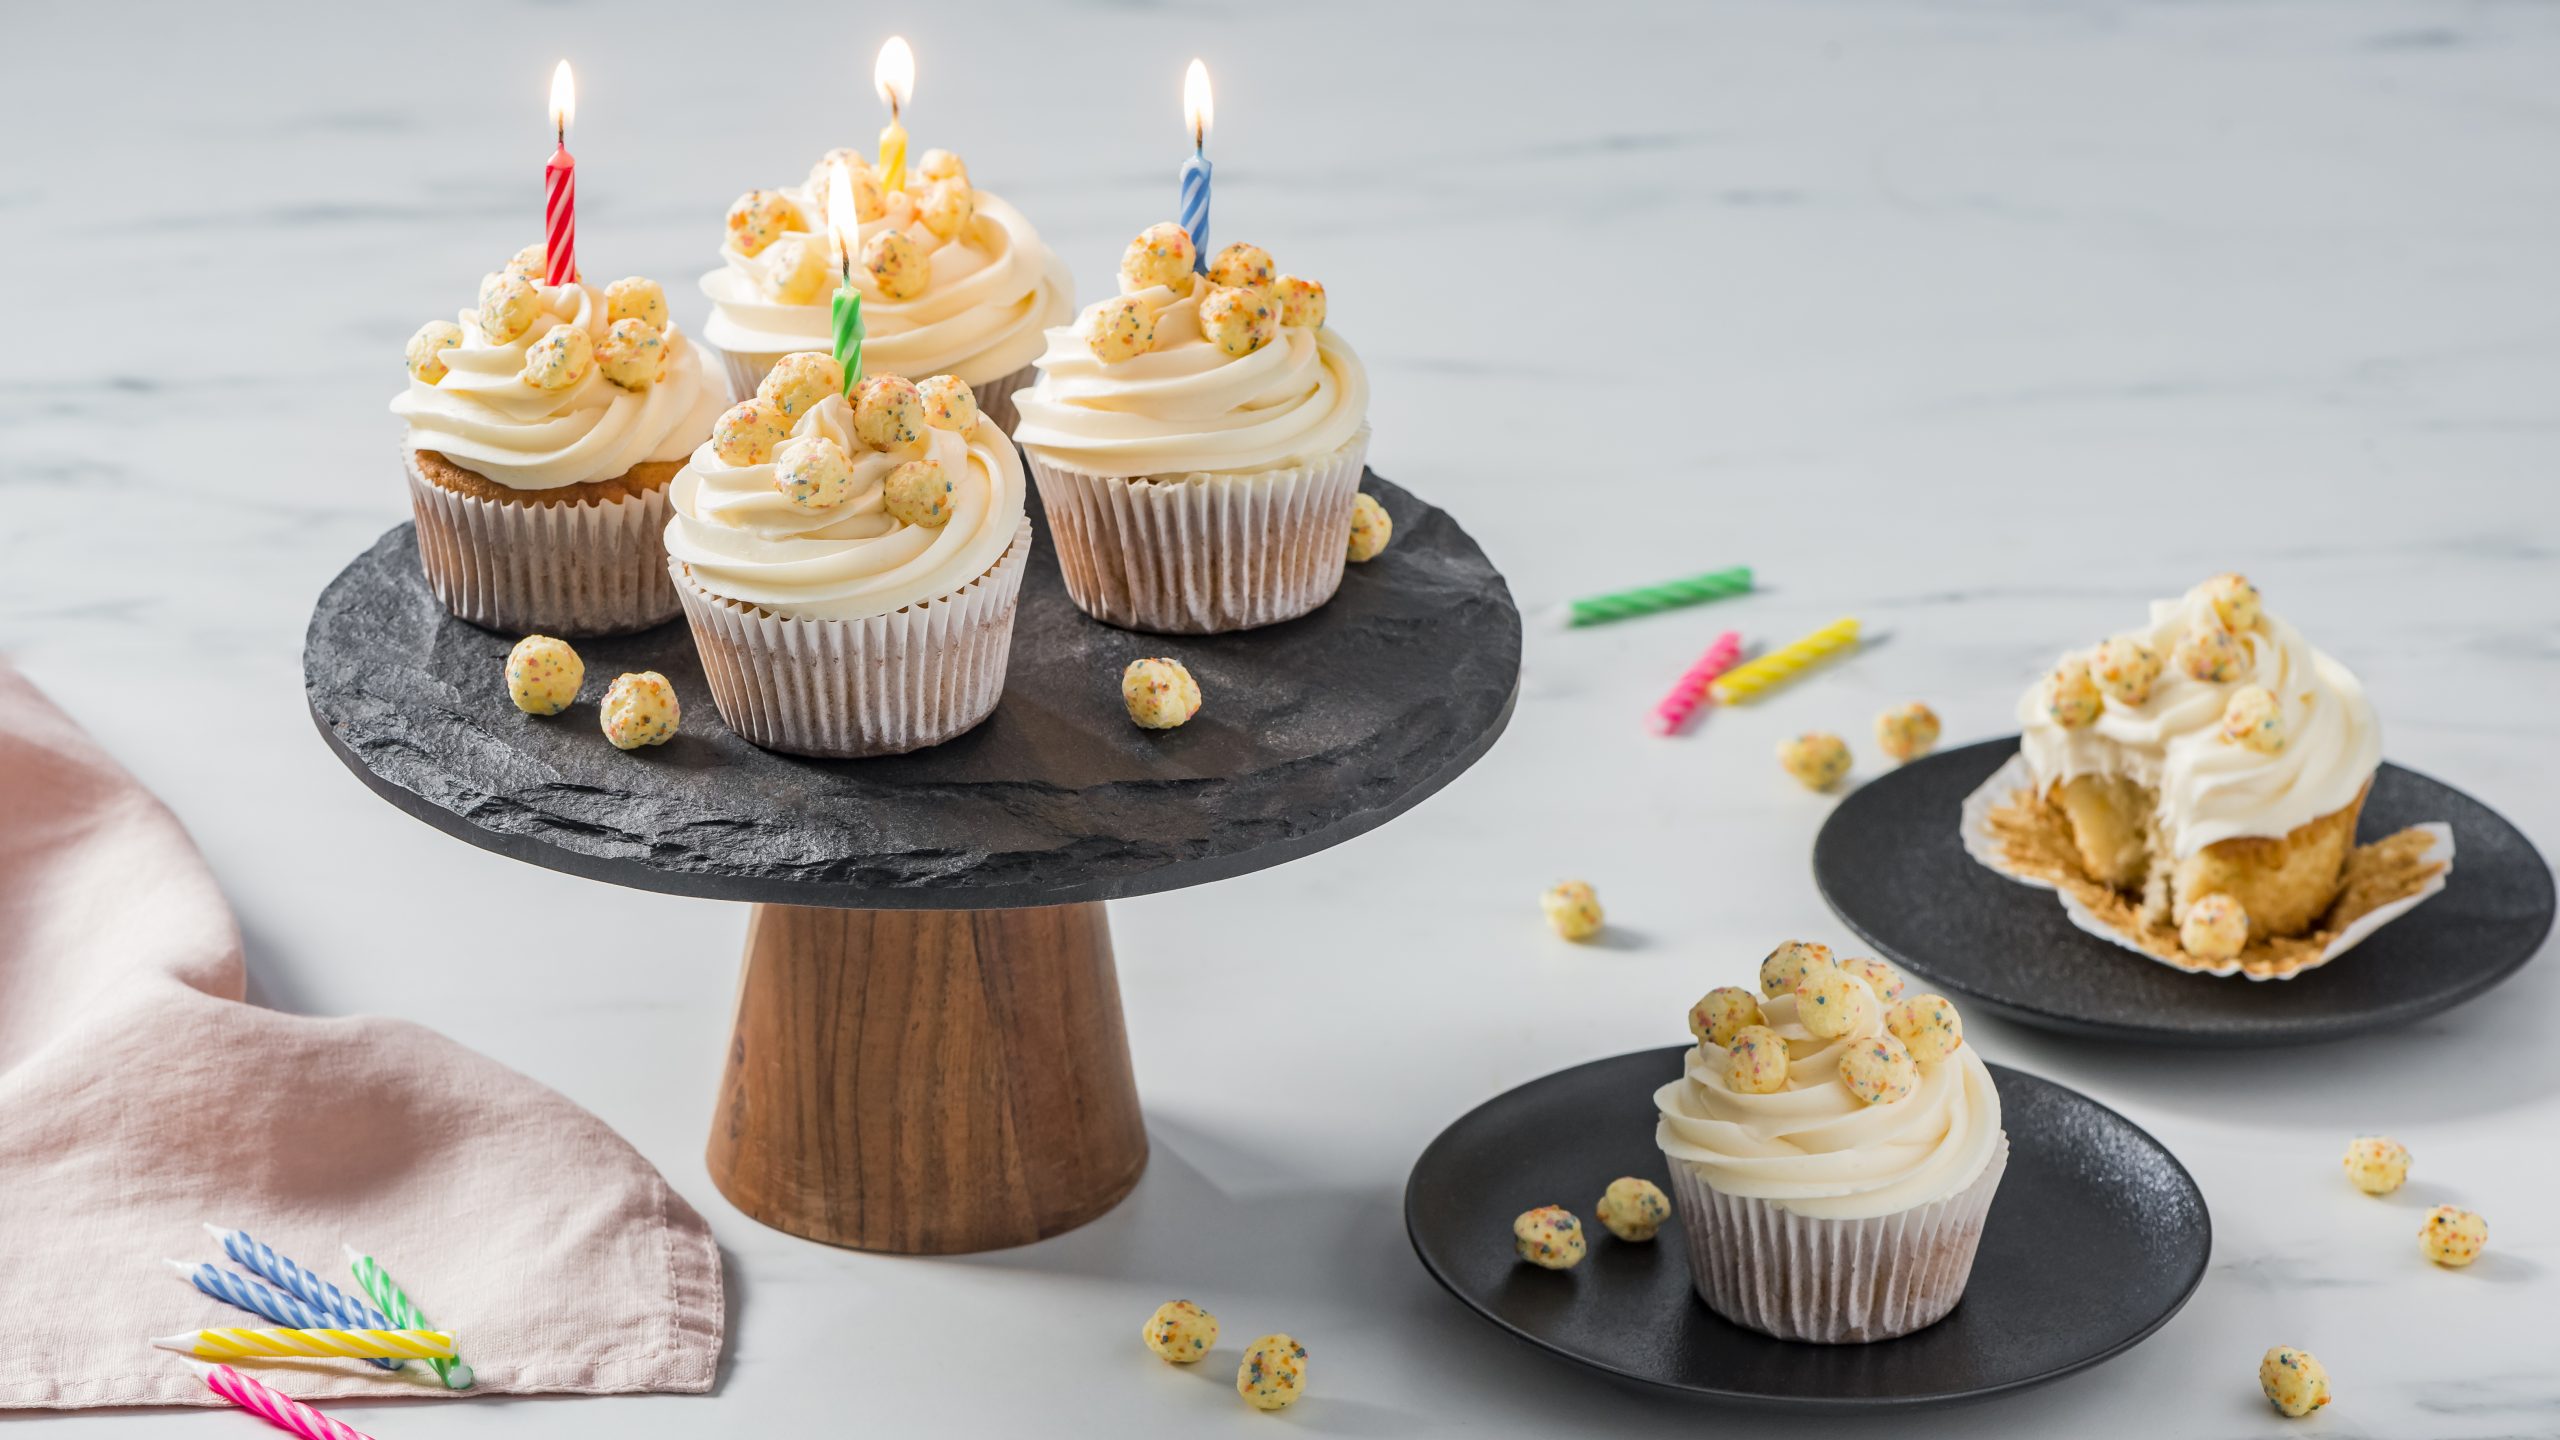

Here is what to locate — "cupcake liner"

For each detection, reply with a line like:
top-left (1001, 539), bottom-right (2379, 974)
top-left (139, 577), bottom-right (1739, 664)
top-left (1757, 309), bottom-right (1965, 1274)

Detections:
top-left (1667, 1133), bottom-right (2009, 1344)
top-left (710, 347), bottom-right (1039, 434)
top-left (670, 517), bottom-right (1032, 759)
top-left (403, 450), bottom-right (681, 638)
top-left (1025, 426), bottom-right (1370, 635)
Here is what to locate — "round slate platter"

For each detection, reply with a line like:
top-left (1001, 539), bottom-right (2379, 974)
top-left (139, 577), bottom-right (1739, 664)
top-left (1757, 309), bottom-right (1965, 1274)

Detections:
top-left (305, 474), bottom-right (1520, 910)
top-left (1405, 1047), bottom-right (2207, 1411)
top-left (1814, 738), bottom-right (2553, 1046)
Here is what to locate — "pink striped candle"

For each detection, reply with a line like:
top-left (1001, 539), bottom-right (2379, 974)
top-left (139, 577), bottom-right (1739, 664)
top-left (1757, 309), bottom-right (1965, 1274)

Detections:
top-left (542, 62), bottom-right (576, 285)
top-left (188, 1361), bottom-right (382, 1440)
top-left (1648, 630), bottom-right (1744, 735)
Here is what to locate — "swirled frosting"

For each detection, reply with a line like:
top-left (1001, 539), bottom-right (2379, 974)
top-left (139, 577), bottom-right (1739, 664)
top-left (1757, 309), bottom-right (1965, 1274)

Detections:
top-left (2018, 582), bottom-right (2382, 857)
top-left (663, 392), bottom-right (1024, 622)
top-left (700, 191), bottom-right (1072, 385)
top-left (391, 279), bottom-right (723, 491)
top-left (1655, 992), bottom-right (2003, 1221)
top-left (1011, 284), bottom-right (1369, 479)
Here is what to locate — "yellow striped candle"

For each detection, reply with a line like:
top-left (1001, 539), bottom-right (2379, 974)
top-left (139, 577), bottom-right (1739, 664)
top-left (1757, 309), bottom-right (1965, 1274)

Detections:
top-left (1709, 618), bottom-right (1862, 704)
top-left (151, 1328), bottom-right (456, 1363)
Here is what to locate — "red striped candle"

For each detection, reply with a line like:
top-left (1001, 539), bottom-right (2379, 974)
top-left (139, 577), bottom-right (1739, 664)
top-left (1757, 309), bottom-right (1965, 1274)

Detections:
top-left (189, 1361), bottom-right (381, 1440)
top-left (543, 61), bottom-right (576, 285)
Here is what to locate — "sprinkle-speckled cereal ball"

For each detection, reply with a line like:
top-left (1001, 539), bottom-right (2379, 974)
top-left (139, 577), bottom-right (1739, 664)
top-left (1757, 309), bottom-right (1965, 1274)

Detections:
top-left (600, 672), bottom-right (680, 750)
top-left (1142, 1300), bottom-right (1218, 1364)
top-left (854, 376), bottom-right (928, 454)
top-left (1512, 1208), bottom-right (1586, 1270)
top-left (1236, 1335), bottom-right (1309, 1412)
top-left (917, 178), bottom-right (975, 242)
top-left (2176, 623), bottom-right (2249, 683)
top-left (2044, 658), bottom-right (2103, 728)
top-left (1123, 657), bottom-right (1203, 731)
top-left (1726, 1026), bottom-right (1791, 1094)
top-left (504, 635), bottom-right (583, 716)
top-left (713, 400), bottom-right (791, 466)
top-left (775, 437), bottom-right (856, 513)
top-left (1275, 274), bottom-right (1326, 328)
top-left (863, 228), bottom-right (930, 301)
top-left (764, 233), bottom-right (834, 306)
top-left (405, 321), bottom-right (463, 385)
top-left (1839, 956), bottom-right (1905, 1003)
top-left (726, 189), bottom-right (803, 257)
top-left (1839, 1032), bottom-right (1921, 1106)
top-left (2259, 1346), bottom-right (2331, 1418)
top-left (504, 243), bottom-right (550, 284)
top-left (2341, 1137), bottom-right (2411, 1196)
top-left (1200, 285), bottom-right (1279, 359)
top-left (1541, 880), bottom-right (1604, 940)
top-left (2419, 1205), bottom-right (2487, 1267)
top-left (1760, 940), bottom-right (1834, 998)
top-left (603, 276), bottom-right (668, 333)
top-left (477, 273), bottom-right (541, 345)
top-left (2221, 685), bottom-right (2287, 754)
top-left (1347, 493), bottom-right (1392, 562)
top-left (1120, 222), bottom-right (1198, 296)
top-left (2180, 893), bottom-right (2250, 961)
top-left (1595, 1178), bottom-right (1671, 1242)
top-left (595, 320), bottom-right (664, 390)
top-left (915, 148), bottom-right (968, 187)
top-left (1874, 702), bottom-right (1941, 763)
top-left (917, 375), bottom-right (977, 431)
top-left (2203, 572), bottom-right (2262, 633)
top-left (2091, 636), bottom-right (2163, 707)
top-left (1688, 987), bottom-right (1763, 1048)
top-left (1081, 295), bottom-right (1158, 363)
top-left (1777, 732), bottom-right (1852, 790)
top-left (1884, 994), bottom-right (1964, 1064)
top-left (883, 459), bottom-right (953, 528)
top-left (1794, 963), bottom-right (1875, 1040)
top-left (758, 352), bottom-right (846, 421)
top-left (807, 149), bottom-right (882, 227)
top-left (519, 323), bottom-right (594, 391)
top-left (1207, 242), bottom-right (1276, 294)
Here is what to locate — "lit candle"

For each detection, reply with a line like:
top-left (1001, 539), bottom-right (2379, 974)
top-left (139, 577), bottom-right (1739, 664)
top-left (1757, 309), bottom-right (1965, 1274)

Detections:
top-left (827, 163), bottom-right (865, 393)
top-left (544, 60), bottom-right (577, 285)
top-left (1179, 58), bottom-right (1213, 272)
top-left (875, 37), bottom-right (914, 194)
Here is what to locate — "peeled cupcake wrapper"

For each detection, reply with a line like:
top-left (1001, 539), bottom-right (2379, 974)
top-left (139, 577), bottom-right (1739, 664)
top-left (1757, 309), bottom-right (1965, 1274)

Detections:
top-left (708, 346), bottom-right (1041, 437)
top-left (1025, 425), bottom-right (1369, 636)
top-left (403, 450), bottom-right (682, 638)
top-left (670, 517), bottom-right (1032, 759)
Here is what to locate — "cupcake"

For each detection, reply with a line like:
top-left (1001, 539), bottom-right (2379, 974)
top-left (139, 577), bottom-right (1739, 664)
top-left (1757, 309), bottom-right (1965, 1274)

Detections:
top-left (1011, 227), bottom-right (1370, 634)
top-left (1657, 952), bottom-right (2006, 1343)
top-left (662, 358), bottom-right (1031, 757)
top-left (697, 147), bottom-right (1072, 429)
top-left (392, 247), bottom-right (724, 636)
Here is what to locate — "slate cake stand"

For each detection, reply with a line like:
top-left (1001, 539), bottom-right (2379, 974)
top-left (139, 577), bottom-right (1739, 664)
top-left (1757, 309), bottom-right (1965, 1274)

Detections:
top-left (304, 475), bottom-right (1520, 1254)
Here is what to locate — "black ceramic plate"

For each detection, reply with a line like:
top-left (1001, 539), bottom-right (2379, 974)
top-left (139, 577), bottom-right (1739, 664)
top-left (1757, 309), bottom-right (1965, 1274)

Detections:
top-left (1814, 738), bottom-right (2553, 1046)
top-left (1405, 1048), bottom-right (2207, 1411)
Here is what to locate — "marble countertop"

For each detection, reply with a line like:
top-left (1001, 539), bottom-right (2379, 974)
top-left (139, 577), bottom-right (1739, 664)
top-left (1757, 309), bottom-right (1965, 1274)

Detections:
top-left (5, 0), bottom-right (2553, 1433)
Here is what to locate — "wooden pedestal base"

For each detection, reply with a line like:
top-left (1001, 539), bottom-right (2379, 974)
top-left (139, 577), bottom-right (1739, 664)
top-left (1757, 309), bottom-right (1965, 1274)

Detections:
top-left (707, 901), bottom-right (1148, 1253)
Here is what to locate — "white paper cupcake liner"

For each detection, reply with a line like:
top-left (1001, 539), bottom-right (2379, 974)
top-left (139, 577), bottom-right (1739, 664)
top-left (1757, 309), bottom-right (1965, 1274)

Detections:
top-left (1024, 426), bottom-right (1370, 635)
top-left (1667, 1133), bottom-right (2008, 1344)
top-left (403, 450), bottom-right (681, 637)
top-left (710, 348), bottom-right (1039, 435)
top-left (669, 517), bottom-right (1032, 759)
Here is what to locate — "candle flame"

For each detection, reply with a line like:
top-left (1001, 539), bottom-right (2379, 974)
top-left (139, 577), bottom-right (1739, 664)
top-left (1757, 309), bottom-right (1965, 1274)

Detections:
top-left (1183, 59), bottom-right (1213, 149)
top-left (549, 60), bottom-right (575, 135)
top-left (875, 37), bottom-right (914, 117)
top-left (826, 161), bottom-right (858, 280)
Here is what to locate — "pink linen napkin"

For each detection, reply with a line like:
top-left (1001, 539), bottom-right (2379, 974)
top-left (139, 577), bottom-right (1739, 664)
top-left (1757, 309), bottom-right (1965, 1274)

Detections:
top-left (0, 663), bottom-right (723, 1408)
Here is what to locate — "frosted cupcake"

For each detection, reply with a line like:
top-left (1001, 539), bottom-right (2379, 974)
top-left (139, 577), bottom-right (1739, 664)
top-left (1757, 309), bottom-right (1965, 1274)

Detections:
top-left (393, 246), bottom-right (723, 635)
top-left (662, 355), bottom-right (1031, 757)
top-left (1011, 226), bottom-right (1370, 634)
top-left (1657, 946), bottom-right (2006, 1343)
top-left (698, 147), bottom-right (1071, 429)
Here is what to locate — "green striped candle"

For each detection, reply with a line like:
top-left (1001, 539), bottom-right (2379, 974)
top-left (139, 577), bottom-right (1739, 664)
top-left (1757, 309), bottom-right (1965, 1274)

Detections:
top-left (832, 282), bottom-right (863, 396)
top-left (344, 1246), bottom-right (471, 1390)
top-left (1566, 565), bottom-right (1753, 627)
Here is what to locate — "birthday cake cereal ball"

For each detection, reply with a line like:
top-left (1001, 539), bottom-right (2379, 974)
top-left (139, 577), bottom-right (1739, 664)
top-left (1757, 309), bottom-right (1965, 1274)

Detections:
top-left (603, 276), bottom-right (668, 333)
top-left (519, 323), bottom-right (594, 391)
top-left (2221, 685), bottom-right (2287, 754)
top-left (2179, 893), bottom-right (2250, 961)
top-left (1540, 880), bottom-right (1603, 940)
top-left (1207, 241), bottom-right (1276, 294)
top-left (1123, 657), bottom-right (1203, 730)
top-left (1275, 274), bottom-right (1327, 328)
top-left (2044, 658), bottom-right (2103, 728)
top-left (809, 159), bottom-right (885, 230)
top-left (405, 321), bottom-right (463, 385)
top-left (764, 232), bottom-right (834, 306)
top-left (1595, 1177), bottom-right (1671, 1242)
top-left (600, 672), bottom-right (680, 750)
top-left (2341, 1136), bottom-right (2411, 1196)
top-left (2203, 572), bottom-right (2262, 633)
top-left (1511, 1207), bottom-right (1586, 1270)
top-left (915, 147), bottom-right (968, 187)
top-left (2419, 1205), bottom-right (2487, 1267)
top-left (1874, 702), bottom-right (1941, 763)
top-left (2258, 1346), bottom-right (2331, 1418)
top-left (1199, 285), bottom-right (1279, 359)
top-left (853, 375), bottom-right (928, 453)
top-left (1236, 1335), bottom-right (1309, 1412)
top-left (1141, 1300), bottom-right (1218, 1364)
top-left (595, 319), bottom-right (665, 390)
top-left (476, 273), bottom-right (541, 345)
top-left (725, 188), bottom-right (803, 257)
top-left (917, 179), bottom-right (975, 242)
top-left (883, 458), bottom-right (953, 528)
top-left (713, 399), bottom-right (791, 466)
top-left (1777, 731), bottom-right (1852, 790)
top-left (1794, 963), bottom-right (1876, 1040)
top-left (504, 242), bottom-right (550, 284)
top-left (1346, 492), bottom-right (1393, 562)
top-left (863, 228), bottom-right (929, 301)
top-left (1726, 1025), bottom-right (1791, 1094)
top-left (504, 635), bottom-right (583, 716)
top-left (1839, 956), bottom-right (1905, 1004)
top-left (1884, 993), bottom-right (1964, 1063)
top-left (757, 352), bottom-right (846, 421)
top-left (1081, 295), bottom-right (1158, 364)
top-left (2176, 622), bottom-right (2248, 683)
top-left (2091, 636), bottom-right (2162, 707)
top-left (1688, 987), bottom-right (1763, 1048)
top-left (1839, 1032), bottom-right (1920, 1106)
top-left (1760, 940), bottom-right (1833, 998)
top-left (1120, 222), bottom-right (1198, 296)
top-left (776, 437), bottom-right (856, 513)
top-left (916, 375), bottom-right (978, 431)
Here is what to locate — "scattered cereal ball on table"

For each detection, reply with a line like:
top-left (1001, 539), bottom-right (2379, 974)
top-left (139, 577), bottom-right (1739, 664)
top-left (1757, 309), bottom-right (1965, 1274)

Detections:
top-left (1208, 242), bottom-right (1276, 294)
top-left (726, 188), bottom-right (803, 257)
top-left (1511, 1208), bottom-right (1586, 1270)
top-left (758, 352), bottom-right (846, 421)
top-left (595, 320), bottom-right (664, 390)
top-left (1123, 657), bottom-right (1202, 731)
top-left (603, 276), bottom-right (667, 333)
top-left (854, 376), bottom-right (928, 453)
top-left (915, 148), bottom-right (967, 186)
top-left (2176, 623), bottom-right (2248, 683)
top-left (917, 178), bottom-right (975, 241)
top-left (1777, 732), bottom-right (1851, 790)
top-left (1839, 1033), bottom-right (1920, 1106)
top-left (2221, 685), bottom-right (2287, 754)
top-left (1873, 702), bottom-right (1941, 763)
top-left (2180, 894), bottom-right (2250, 961)
top-left (764, 232), bottom-right (834, 306)
top-left (1236, 1334), bottom-right (1309, 1412)
top-left (476, 273), bottom-right (540, 345)
top-left (2258, 1346), bottom-right (2331, 1418)
top-left (1596, 1178), bottom-right (1671, 1242)
top-left (2341, 1137), bottom-right (2410, 1196)
top-left (600, 672), bottom-right (680, 750)
top-left (1081, 295), bottom-right (1158, 363)
top-left (2044, 659), bottom-right (2102, 728)
top-left (1839, 956), bottom-right (1904, 1003)
top-left (405, 321), bottom-right (462, 385)
top-left (1141, 1300), bottom-right (1217, 1364)
top-left (1760, 940), bottom-right (1833, 998)
top-left (1726, 1026), bottom-right (1791, 1094)
top-left (1346, 493), bottom-right (1392, 562)
top-left (1541, 881), bottom-right (1603, 940)
top-left (883, 458), bottom-right (953, 528)
top-left (863, 228), bottom-right (929, 301)
top-left (504, 243), bottom-right (549, 284)
top-left (713, 400), bottom-right (791, 466)
top-left (1884, 994), bottom-right (1964, 1063)
top-left (776, 437), bottom-right (856, 512)
top-left (1120, 223), bottom-right (1199, 296)
top-left (2203, 572), bottom-right (2262, 633)
top-left (2091, 636), bottom-right (2163, 707)
top-left (1688, 987), bottom-right (1762, 1048)
top-left (2419, 1206), bottom-right (2487, 1267)
top-left (1275, 274), bottom-right (1326, 328)
top-left (519, 323), bottom-right (594, 391)
top-left (1200, 285), bottom-right (1278, 358)
top-left (1794, 963), bottom-right (1875, 1040)
top-left (916, 375), bottom-right (977, 431)
top-left (504, 635), bottom-right (583, 716)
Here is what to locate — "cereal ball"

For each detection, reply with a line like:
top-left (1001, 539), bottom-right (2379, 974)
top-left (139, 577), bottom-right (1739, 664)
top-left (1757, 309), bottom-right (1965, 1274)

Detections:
top-left (1236, 1335), bottom-right (1309, 1412)
top-left (917, 178), bottom-right (975, 242)
top-left (1777, 732), bottom-right (1852, 790)
top-left (862, 228), bottom-right (929, 301)
top-left (2180, 893), bottom-right (2250, 961)
top-left (1688, 987), bottom-right (1763, 1048)
top-left (2044, 659), bottom-right (2103, 728)
top-left (1123, 657), bottom-right (1202, 730)
top-left (2203, 572), bottom-right (2262, 633)
top-left (1726, 1026), bottom-right (1791, 1094)
top-left (1120, 222), bottom-right (1198, 296)
top-left (853, 375), bottom-right (929, 453)
top-left (1839, 1033), bottom-right (1921, 1106)
top-left (764, 232), bottom-right (834, 306)
top-left (1207, 242), bottom-right (1276, 294)
top-left (504, 634), bottom-right (583, 716)
top-left (1080, 294), bottom-right (1158, 363)
top-left (1275, 274), bottom-right (1326, 328)
top-left (2420, 1206), bottom-right (2487, 1267)
top-left (880, 189), bottom-right (921, 232)
top-left (2091, 636), bottom-right (2163, 707)
top-left (1794, 963), bottom-right (1876, 1040)
top-left (1595, 1178), bottom-right (1671, 1242)
top-left (807, 149), bottom-right (883, 227)
top-left (2221, 685), bottom-right (2287, 754)
top-left (1346, 493), bottom-right (1393, 562)
top-left (726, 188), bottom-right (803, 257)
top-left (1511, 1208), bottom-right (1586, 1270)
top-left (2176, 623), bottom-right (2249, 684)
top-left (1199, 284), bottom-right (1278, 358)
top-left (603, 276), bottom-right (668, 333)
top-left (595, 319), bottom-right (665, 390)
top-left (915, 148), bottom-right (968, 187)
top-left (600, 672), bottom-right (680, 750)
top-left (1760, 941), bottom-right (1834, 999)
top-left (1874, 702), bottom-right (1941, 763)
top-left (2259, 1346), bottom-right (2331, 1418)
top-left (1541, 881), bottom-right (1603, 940)
top-left (503, 243), bottom-right (550, 284)
top-left (757, 352), bottom-right (847, 421)
top-left (2341, 1136), bottom-right (2411, 1196)
top-left (476, 273), bottom-right (541, 345)
top-left (775, 436), bottom-right (856, 512)
top-left (882, 458), bottom-right (953, 528)
top-left (405, 321), bottom-right (463, 385)
top-left (712, 399), bottom-right (791, 466)
top-left (916, 374), bottom-right (978, 431)
top-left (1839, 956), bottom-right (1905, 1004)
top-left (1141, 1300), bottom-right (1217, 1364)
top-left (1884, 994), bottom-right (1964, 1064)
top-left (519, 323), bottom-right (594, 391)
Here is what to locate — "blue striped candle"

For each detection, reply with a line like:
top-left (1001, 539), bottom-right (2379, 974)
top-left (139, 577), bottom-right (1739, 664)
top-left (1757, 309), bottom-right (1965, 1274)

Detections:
top-left (204, 1227), bottom-right (397, 1340)
top-left (167, 1261), bottom-right (399, 1372)
top-left (1180, 59), bottom-right (1214, 271)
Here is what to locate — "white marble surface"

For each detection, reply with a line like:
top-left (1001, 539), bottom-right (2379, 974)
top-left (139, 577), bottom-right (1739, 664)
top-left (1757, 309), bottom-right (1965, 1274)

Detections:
top-left (4, 0), bottom-right (2555, 1433)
